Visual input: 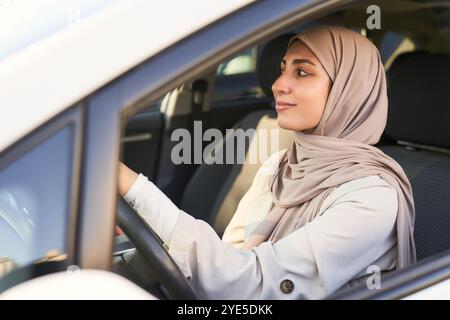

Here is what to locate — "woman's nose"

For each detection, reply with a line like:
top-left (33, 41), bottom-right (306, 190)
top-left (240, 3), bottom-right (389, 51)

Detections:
top-left (272, 74), bottom-right (291, 96)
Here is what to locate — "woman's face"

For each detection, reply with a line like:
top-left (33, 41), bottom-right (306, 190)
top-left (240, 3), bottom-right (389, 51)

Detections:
top-left (272, 40), bottom-right (331, 132)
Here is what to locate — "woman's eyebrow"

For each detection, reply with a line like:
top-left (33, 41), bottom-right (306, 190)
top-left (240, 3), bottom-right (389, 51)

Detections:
top-left (281, 58), bottom-right (316, 66)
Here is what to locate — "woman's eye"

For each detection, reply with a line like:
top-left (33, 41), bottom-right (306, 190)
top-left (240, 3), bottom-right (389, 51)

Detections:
top-left (297, 69), bottom-right (308, 77)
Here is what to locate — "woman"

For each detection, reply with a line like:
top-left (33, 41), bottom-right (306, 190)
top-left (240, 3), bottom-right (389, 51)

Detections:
top-left (118, 25), bottom-right (416, 299)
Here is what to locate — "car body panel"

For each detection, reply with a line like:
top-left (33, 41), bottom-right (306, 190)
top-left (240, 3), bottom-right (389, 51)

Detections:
top-left (0, 0), bottom-right (253, 153)
top-left (403, 279), bottom-right (450, 300)
top-left (0, 269), bottom-right (155, 299)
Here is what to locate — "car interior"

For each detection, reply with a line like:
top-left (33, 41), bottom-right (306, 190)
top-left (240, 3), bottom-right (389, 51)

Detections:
top-left (111, 0), bottom-right (450, 299)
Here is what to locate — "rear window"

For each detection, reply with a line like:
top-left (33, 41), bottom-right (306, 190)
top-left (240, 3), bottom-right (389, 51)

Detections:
top-left (380, 31), bottom-right (416, 70)
top-left (217, 48), bottom-right (257, 76)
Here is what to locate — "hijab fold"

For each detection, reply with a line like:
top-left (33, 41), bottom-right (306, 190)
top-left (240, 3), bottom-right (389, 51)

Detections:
top-left (242, 26), bottom-right (416, 269)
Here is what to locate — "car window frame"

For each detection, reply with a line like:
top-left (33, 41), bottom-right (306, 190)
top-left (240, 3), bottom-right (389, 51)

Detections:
top-left (329, 249), bottom-right (450, 300)
top-left (0, 104), bottom-right (83, 288)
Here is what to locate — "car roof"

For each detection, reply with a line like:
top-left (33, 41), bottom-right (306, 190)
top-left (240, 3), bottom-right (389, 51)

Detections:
top-left (0, 0), bottom-right (252, 153)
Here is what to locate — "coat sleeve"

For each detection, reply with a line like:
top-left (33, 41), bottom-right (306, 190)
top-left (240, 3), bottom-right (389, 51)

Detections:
top-left (124, 174), bottom-right (398, 299)
top-left (124, 173), bottom-right (180, 244)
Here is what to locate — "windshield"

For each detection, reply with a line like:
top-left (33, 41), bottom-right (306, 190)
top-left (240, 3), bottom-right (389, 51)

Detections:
top-left (0, 0), bottom-right (118, 61)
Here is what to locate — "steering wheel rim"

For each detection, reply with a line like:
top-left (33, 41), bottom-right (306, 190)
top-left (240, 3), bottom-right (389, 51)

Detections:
top-left (117, 197), bottom-right (197, 300)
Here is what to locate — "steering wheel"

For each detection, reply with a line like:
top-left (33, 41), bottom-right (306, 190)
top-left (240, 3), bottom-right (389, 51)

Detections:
top-left (117, 197), bottom-right (197, 300)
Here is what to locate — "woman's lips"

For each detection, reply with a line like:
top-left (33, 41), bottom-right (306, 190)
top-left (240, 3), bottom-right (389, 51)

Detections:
top-left (275, 101), bottom-right (296, 111)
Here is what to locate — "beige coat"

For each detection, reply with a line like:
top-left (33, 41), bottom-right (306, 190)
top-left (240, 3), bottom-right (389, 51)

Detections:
top-left (125, 152), bottom-right (398, 299)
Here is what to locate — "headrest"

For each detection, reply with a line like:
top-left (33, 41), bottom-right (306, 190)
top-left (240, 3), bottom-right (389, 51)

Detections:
top-left (256, 33), bottom-right (296, 97)
top-left (387, 50), bottom-right (428, 82)
top-left (385, 53), bottom-right (450, 149)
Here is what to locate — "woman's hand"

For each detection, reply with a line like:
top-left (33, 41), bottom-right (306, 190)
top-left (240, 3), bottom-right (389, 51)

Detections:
top-left (118, 162), bottom-right (139, 197)
top-left (116, 162), bottom-right (138, 236)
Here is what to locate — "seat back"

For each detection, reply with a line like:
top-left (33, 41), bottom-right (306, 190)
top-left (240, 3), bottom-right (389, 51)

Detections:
top-left (381, 53), bottom-right (450, 260)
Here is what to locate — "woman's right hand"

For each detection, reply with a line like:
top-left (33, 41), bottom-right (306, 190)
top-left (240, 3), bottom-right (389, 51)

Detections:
top-left (118, 162), bottom-right (139, 197)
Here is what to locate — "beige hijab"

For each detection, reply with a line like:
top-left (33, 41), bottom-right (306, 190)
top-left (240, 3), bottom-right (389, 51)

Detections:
top-left (242, 26), bottom-right (416, 270)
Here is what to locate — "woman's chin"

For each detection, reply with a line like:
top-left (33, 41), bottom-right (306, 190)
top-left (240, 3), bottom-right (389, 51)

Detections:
top-left (276, 114), bottom-right (300, 131)
top-left (276, 113), bottom-right (317, 132)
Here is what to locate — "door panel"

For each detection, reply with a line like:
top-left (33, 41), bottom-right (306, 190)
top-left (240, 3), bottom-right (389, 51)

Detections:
top-left (123, 106), bottom-right (163, 181)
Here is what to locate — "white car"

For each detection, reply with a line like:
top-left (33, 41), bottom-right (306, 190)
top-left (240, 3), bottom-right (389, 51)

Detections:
top-left (0, 0), bottom-right (449, 299)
